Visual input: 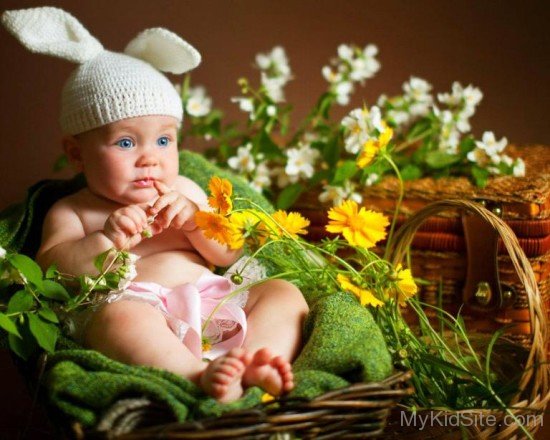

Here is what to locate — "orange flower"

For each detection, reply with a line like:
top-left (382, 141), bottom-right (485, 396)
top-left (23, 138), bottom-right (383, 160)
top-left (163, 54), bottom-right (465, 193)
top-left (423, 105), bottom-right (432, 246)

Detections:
top-left (207, 177), bottom-right (233, 215)
top-left (326, 200), bottom-right (389, 248)
top-left (195, 211), bottom-right (238, 247)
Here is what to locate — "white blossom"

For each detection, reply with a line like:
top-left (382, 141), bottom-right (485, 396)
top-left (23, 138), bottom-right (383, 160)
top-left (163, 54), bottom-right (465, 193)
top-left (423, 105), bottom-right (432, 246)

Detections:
top-left (232, 97), bottom-right (255, 114)
top-left (318, 181), bottom-right (363, 206)
top-left (256, 46), bottom-right (292, 103)
top-left (250, 162), bottom-right (272, 192)
top-left (335, 81), bottom-right (353, 105)
top-left (322, 65), bottom-right (342, 83)
top-left (228, 143), bottom-right (256, 173)
top-left (266, 105), bottom-right (277, 117)
top-left (272, 166), bottom-right (299, 188)
top-left (475, 131), bottom-right (507, 157)
top-left (261, 74), bottom-right (287, 103)
top-left (513, 158), bottom-right (526, 177)
top-left (185, 86), bottom-right (212, 117)
top-left (0, 246), bottom-right (6, 260)
top-left (337, 44), bottom-right (354, 61)
top-left (341, 106), bottom-right (386, 154)
top-left (364, 173), bottom-right (380, 186)
top-left (285, 143), bottom-right (320, 179)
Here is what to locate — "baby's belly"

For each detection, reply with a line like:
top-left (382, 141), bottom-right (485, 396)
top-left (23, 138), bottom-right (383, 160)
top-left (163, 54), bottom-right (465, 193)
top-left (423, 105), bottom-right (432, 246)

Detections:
top-left (134, 250), bottom-right (210, 288)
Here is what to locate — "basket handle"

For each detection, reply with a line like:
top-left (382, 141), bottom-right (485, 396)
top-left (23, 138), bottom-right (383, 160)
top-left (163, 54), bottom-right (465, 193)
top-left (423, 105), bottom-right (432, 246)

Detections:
top-left (386, 199), bottom-right (548, 403)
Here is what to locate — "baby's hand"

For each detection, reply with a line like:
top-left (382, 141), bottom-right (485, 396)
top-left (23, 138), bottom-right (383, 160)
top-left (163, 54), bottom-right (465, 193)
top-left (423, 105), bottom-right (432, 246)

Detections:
top-left (104, 204), bottom-right (153, 249)
top-left (149, 181), bottom-right (198, 232)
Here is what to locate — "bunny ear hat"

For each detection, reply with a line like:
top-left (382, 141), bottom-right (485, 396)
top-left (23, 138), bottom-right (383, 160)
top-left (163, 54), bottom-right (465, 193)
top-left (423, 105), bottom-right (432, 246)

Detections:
top-left (2, 7), bottom-right (201, 134)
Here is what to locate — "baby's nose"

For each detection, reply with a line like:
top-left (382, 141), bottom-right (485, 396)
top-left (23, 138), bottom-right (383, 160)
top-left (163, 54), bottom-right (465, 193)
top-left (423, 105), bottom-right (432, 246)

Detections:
top-left (136, 149), bottom-right (159, 167)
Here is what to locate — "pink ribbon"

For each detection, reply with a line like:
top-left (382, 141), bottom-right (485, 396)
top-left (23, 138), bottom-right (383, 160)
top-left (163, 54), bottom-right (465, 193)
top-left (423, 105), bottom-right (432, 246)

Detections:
top-left (124, 272), bottom-right (247, 360)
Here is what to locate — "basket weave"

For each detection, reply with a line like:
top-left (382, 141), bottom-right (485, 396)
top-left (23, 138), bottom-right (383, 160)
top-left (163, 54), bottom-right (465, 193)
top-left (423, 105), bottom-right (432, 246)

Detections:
top-left (384, 199), bottom-right (550, 439)
top-left (79, 371), bottom-right (413, 439)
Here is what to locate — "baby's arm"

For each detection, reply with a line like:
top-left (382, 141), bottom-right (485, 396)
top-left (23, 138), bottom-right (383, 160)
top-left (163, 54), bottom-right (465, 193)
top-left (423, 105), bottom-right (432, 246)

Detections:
top-left (36, 199), bottom-right (115, 275)
top-left (36, 199), bottom-right (149, 276)
top-left (152, 176), bottom-right (241, 267)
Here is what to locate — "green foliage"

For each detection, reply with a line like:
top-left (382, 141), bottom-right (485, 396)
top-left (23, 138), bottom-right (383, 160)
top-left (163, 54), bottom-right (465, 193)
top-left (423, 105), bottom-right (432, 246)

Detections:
top-left (0, 246), bottom-right (133, 359)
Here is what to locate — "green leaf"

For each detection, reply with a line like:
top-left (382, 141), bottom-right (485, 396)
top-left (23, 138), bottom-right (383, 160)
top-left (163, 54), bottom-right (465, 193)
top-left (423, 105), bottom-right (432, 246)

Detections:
top-left (38, 307), bottom-right (59, 324)
top-left (425, 151), bottom-right (461, 169)
top-left (45, 264), bottom-right (59, 280)
top-left (406, 118), bottom-right (432, 141)
top-left (28, 314), bottom-right (58, 353)
top-left (7, 289), bottom-right (34, 313)
top-left (40, 280), bottom-right (70, 301)
top-left (8, 319), bottom-right (37, 360)
top-left (276, 183), bottom-right (304, 210)
top-left (94, 249), bottom-right (112, 273)
top-left (0, 312), bottom-right (21, 337)
top-left (400, 164), bottom-right (423, 181)
top-left (256, 130), bottom-right (283, 159)
top-left (7, 254), bottom-right (43, 289)
top-left (471, 165), bottom-right (489, 188)
top-left (321, 137), bottom-right (340, 167)
top-left (459, 136), bottom-right (476, 156)
top-left (332, 160), bottom-right (358, 185)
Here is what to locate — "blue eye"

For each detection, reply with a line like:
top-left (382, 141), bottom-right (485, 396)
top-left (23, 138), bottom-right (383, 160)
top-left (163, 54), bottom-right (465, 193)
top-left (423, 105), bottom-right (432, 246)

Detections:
top-left (116, 138), bottom-right (134, 149)
top-left (157, 136), bottom-right (170, 148)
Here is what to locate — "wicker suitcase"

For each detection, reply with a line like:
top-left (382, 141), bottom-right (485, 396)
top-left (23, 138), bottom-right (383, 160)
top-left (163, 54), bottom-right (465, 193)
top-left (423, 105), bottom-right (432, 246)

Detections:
top-left (297, 145), bottom-right (550, 346)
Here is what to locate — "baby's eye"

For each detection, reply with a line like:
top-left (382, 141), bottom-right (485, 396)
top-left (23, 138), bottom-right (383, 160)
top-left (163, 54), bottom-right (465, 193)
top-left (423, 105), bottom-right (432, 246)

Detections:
top-left (157, 136), bottom-right (170, 148)
top-left (116, 138), bottom-right (134, 149)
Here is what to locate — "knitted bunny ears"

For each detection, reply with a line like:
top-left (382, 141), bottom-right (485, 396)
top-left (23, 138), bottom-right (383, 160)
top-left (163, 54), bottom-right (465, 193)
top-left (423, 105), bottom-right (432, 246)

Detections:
top-left (1, 6), bottom-right (201, 73)
top-left (2, 6), bottom-right (201, 134)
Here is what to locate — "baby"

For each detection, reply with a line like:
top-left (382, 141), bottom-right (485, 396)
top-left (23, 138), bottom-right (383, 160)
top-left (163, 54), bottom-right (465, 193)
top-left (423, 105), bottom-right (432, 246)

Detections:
top-left (3, 7), bottom-right (308, 402)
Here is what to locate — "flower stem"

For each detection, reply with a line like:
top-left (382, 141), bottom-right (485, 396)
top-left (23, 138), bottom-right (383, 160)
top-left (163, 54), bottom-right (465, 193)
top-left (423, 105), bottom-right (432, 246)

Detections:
top-left (382, 153), bottom-right (404, 260)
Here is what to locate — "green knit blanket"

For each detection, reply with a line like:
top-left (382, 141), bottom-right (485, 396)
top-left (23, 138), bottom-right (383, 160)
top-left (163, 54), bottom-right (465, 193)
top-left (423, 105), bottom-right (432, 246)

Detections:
top-left (0, 151), bottom-right (392, 428)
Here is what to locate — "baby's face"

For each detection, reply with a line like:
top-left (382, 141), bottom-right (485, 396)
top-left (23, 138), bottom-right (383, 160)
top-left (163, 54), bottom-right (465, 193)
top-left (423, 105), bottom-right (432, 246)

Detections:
top-left (73, 115), bottom-right (180, 205)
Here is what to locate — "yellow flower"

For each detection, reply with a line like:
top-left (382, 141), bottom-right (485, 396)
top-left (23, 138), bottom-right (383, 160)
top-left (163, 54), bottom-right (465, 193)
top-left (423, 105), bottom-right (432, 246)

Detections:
top-left (262, 393), bottom-right (275, 403)
top-left (195, 211), bottom-right (238, 247)
top-left (325, 200), bottom-right (389, 248)
top-left (337, 274), bottom-right (384, 307)
top-left (207, 177), bottom-right (233, 215)
top-left (356, 125), bottom-right (393, 169)
top-left (229, 209), bottom-right (267, 248)
top-left (271, 210), bottom-right (310, 239)
top-left (386, 264), bottom-right (418, 305)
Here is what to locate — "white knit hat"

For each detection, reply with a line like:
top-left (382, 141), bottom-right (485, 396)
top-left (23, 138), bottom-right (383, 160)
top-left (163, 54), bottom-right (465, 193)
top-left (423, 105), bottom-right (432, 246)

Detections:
top-left (2, 7), bottom-right (201, 135)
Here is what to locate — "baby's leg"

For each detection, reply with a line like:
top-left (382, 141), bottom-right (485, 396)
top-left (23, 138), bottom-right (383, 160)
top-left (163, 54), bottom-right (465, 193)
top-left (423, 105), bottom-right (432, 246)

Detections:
top-left (84, 300), bottom-right (249, 402)
top-left (242, 279), bottom-right (309, 395)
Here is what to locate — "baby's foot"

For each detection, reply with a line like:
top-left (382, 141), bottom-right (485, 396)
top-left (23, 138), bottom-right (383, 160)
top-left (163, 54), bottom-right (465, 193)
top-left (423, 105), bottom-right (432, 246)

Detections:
top-left (243, 348), bottom-right (294, 396)
top-left (200, 348), bottom-right (251, 403)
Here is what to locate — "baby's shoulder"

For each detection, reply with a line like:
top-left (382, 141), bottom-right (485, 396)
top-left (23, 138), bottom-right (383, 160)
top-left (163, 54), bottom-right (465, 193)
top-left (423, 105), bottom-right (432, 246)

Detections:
top-left (46, 189), bottom-right (90, 221)
top-left (174, 175), bottom-right (207, 203)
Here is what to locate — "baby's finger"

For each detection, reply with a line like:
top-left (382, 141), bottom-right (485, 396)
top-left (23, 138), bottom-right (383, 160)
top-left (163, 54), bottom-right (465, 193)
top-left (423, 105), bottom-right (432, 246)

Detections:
top-left (158, 197), bottom-right (187, 228)
top-left (116, 216), bottom-right (141, 236)
top-left (150, 191), bottom-right (178, 216)
top-left (129, 204), bottom-right (148, 225)
top-left (124, 207), bottom-right (147, 230)
top-left (154, 180), bottom-right (172, 195)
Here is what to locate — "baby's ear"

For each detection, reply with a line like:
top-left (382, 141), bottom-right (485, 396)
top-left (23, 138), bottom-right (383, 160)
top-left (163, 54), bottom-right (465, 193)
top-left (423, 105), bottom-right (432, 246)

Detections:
top-left (124, 28), bottom-right (201, 74)
top-left (62, 135), bottom-right (84, 172)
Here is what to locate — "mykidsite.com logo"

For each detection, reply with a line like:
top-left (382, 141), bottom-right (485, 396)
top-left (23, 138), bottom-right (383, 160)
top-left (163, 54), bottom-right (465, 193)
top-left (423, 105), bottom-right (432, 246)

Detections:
top-left (400, 410), bottom-right (543, 430)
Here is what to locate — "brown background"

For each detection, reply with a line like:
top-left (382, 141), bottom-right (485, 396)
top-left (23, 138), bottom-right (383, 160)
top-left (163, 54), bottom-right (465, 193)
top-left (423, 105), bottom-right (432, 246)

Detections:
top-left (1, 0), bottom-right (550, 208)
top-left (0, 0), bottom-right (549, 437)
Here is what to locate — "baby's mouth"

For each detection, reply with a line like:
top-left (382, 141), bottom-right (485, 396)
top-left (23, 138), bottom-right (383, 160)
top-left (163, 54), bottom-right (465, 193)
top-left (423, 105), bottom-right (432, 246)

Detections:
top-left (133, 177), bottom-right (155, 188)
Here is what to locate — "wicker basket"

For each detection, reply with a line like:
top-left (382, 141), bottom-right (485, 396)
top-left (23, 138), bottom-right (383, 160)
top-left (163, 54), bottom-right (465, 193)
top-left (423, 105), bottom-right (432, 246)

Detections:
top-left (73, 200), bottom-right (547, 439)
top-left (383, 200), bottom-right (550, 439)
top-left (76, 370), bottom-right (413, 439)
